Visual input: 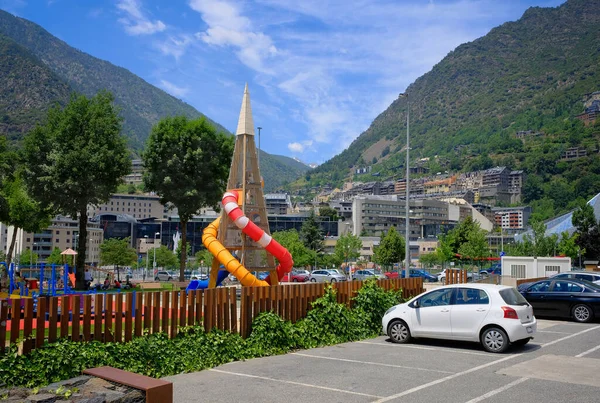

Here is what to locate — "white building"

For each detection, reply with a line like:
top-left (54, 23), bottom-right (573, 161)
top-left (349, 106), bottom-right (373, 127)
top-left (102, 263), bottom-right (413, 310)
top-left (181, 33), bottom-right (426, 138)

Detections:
top-left (501, 256), bottom-right (571, 279)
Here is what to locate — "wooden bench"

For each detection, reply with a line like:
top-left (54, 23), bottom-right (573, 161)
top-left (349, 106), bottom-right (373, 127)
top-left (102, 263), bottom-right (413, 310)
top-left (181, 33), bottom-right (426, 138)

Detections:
top-left (138, 282), bottom-right (162, 290)
top-left (83, 366), bottom-right (172, 403)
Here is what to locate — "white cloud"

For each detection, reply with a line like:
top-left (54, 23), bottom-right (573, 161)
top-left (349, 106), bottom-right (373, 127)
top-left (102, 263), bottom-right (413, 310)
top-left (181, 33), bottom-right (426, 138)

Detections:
top-left (155, 34), bottom-right (194, 60)
top-left (116, 0), bottom-right (166, 36)
top-left (287, 140), bottom-right (313, 153)
top-left (189, 0), bottom-right (277, 73)
top-left (159, 80), bottom-right (189, 98)
top-left (0, 0), bottom-right (26, 14)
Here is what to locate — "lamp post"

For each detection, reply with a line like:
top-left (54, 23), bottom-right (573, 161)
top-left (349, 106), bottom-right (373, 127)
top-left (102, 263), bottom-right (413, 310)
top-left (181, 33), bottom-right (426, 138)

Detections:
top-left (33, 242), bottom-right (38, 269)
top-left (400, 92), bottom-right (410, 278)
top-left (143, 235), bottom-right (148, 281)
top-left (153, 232), bottom-right (160, 277)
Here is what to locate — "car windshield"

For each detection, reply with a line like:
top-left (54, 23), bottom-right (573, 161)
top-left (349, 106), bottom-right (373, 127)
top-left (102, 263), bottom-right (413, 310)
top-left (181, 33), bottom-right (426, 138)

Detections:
top-left (327, 270), bottom-right (340, 275)
top-left (499, 288), bottom-right (529, 306)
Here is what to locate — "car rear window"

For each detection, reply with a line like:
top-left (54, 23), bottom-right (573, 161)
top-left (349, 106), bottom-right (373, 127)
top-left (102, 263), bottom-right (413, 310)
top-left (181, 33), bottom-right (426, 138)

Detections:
top-left (499, 288), bottom-right (529, 306)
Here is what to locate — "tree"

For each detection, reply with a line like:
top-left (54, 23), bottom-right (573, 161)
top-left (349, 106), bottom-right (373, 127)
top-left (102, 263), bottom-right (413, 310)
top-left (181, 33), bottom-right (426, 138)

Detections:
top-left (46, 247), bottom-right (63, 265)
top-left (99, 238), bottom-right (137, 280)
top-left (300, 210), bottom-right (324, 253)
top-left (572, 203), bottom-right (600, 260)
top-left (419, 252), bottom-right (441, 268)
top-left (22, 92), bottom-right (130, 288)
top-left (151, 245), bottom-right (179, 269)
top-left (17, 249), bottom-right (38, 266)
top-left (1, 175), bottom-right (52, 267)
top-left (333, 233), bottom-right (362, 268)
top-left (457, 228), bottom-right (490, 265)
top-left (143, 116), bottom-right (233, 281)
top-left (176, 240), bottom-right (192, 266)
top-left (272, 229), bottom-right (313, 268)
top-left (373, 227), bottom-right (404, 270)
top-left (318, 206), bottom-right (339, 222)
top-left (194, 249), bottom-right (214, 271)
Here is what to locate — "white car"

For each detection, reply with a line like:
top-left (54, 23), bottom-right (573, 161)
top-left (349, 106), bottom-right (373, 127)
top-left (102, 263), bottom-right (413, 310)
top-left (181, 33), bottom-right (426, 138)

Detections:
top-left (382, 284), bottom-right (537, 353)
top-left (154, 270), bottom-right (174, 281)
top-left (550, 271), bottom-right (600, 285)
top-left (309, 269), bottom-right (347, 283)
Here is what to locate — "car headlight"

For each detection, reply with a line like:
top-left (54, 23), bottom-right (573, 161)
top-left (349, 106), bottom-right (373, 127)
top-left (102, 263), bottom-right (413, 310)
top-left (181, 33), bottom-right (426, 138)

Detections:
top-left (385, 306), bottom-right (397, 316)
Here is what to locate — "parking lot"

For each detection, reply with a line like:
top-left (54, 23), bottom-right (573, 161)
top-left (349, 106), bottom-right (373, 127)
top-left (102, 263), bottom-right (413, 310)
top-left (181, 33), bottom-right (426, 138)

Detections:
top-left (166, 319), bottom-right (600, 402)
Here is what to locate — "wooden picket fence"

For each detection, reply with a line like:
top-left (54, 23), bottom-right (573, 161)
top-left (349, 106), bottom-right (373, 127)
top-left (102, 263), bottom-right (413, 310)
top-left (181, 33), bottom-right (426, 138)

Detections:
top-left (444, 269), bottom-right (469, 284)
top-left (0, 278), bottom-right (424, 354)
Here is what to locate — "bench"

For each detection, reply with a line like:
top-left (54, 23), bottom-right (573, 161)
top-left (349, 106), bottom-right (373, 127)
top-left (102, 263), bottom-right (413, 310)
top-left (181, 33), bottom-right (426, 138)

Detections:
top-left (138, 282), bottom-right (162, 290)
top-left (83, 366), bottom-right (172, 403)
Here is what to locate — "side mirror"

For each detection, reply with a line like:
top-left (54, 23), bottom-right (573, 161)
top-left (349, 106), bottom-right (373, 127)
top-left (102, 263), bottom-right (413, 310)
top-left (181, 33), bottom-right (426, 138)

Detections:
top-left (413, 299), bottom-right (420, 308)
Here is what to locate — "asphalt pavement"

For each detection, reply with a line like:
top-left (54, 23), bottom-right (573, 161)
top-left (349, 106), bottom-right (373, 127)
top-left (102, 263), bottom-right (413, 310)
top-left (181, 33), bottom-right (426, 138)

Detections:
top-left (164, 319), bottom-right (600, 403)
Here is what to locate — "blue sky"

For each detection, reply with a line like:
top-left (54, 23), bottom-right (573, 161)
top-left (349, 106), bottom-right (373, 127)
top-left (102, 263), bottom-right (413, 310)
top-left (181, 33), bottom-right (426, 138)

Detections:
top-left (1, 0), bottom-right (565, 165)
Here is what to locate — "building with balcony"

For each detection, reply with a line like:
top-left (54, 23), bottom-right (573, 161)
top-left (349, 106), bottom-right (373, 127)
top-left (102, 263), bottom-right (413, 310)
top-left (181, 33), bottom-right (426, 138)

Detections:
top-left (492, 206), bottom-right (532, 230)
top-left (87, 193), bottom-right (163, 220)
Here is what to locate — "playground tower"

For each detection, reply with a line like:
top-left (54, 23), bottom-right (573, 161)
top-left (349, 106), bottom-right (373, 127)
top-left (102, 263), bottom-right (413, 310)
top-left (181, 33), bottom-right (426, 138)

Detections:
top-left (208, 84), bottom-right (278, 287)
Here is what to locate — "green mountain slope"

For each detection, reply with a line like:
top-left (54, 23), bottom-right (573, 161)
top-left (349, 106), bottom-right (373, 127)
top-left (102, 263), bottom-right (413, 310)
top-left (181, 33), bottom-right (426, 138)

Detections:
top-left (0, 9), bottom-right (307, 191)
top-left (0, 33), bottom-right (70, 141)
top-left (302, 0), bottom-right (600, 219)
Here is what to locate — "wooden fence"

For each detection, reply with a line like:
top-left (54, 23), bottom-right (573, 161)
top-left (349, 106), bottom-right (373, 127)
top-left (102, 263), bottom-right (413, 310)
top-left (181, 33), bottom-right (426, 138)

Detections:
top-left (444, 269), bottom-right (469, 284)
top-left (0, 278), bottom-right (424, 354)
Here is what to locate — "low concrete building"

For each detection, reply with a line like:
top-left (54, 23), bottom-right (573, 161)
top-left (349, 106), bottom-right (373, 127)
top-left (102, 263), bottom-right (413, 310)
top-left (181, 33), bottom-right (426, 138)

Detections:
top-left (501, 256), bottom-right (571, 279)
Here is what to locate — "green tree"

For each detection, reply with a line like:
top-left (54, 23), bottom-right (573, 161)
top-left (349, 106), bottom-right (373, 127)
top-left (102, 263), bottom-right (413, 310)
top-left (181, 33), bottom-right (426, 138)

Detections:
top-left (333, 233), bottom-right (362, 267)
top-left (418, 252), bottom-right (441, 268)
top-left (318, 206), bottom-right (339, 222)
top-left (17, 249), bottom-right (38, 266)
top-left (572, 203), bottom-right (600, 260)
top-left (373, 227), bottom-right (405, 270)
top-left (457, 228), bottom-right (490, 264)
top-left (175, 240), bottom-right (192, 267)
top-left (299, 211), bottom-right (324, 268)
top-left (143, 116), bottom-right (233, 281)
top-left (46, 247), bottom-right (63, 265)
top-left (151, 245), bottom-right (179, 270)
top-left (22, 92), bottom-right (130, 288)
top-left (557, 231), bottom-right (581, 261)
top-left (99, 238), bottom-right (137, 267)
top-left (194, 249), bottom-right (214, 271)
top-left (1, 175), bottom-right (52, 267)
top-left (272, 229), bottom-right (313, 268)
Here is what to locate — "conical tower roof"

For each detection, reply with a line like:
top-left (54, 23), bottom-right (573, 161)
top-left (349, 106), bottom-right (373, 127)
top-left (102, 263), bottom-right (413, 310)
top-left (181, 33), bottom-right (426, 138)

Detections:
top-left (236, 83), bottom-right (255, 136)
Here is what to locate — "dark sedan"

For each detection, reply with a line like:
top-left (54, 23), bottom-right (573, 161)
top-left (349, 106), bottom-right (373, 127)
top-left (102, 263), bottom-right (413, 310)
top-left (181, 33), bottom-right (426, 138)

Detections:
top-left (518, 278), bottom-right (600, 323)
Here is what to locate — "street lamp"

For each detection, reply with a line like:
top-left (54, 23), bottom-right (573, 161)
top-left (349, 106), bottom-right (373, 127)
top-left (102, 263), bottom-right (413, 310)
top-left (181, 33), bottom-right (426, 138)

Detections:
top-left (399, 92), bottom-right (410, 278)
top-left (153, 232), bottom-right (160, 277)
top-left (143, 235), bottom-right (148, 281)
top-left (33, 242), bottom-right (38, 269)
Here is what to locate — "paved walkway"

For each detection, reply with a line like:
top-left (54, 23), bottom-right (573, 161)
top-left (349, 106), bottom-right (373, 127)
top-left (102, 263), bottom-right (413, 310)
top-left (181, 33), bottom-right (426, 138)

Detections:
top-left (164, 319), bottom-right (600, 402)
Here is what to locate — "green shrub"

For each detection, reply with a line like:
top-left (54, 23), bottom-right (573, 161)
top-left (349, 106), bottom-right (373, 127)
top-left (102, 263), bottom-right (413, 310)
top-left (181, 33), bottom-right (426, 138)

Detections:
top-left (0, 281), bottom-right (406, 388)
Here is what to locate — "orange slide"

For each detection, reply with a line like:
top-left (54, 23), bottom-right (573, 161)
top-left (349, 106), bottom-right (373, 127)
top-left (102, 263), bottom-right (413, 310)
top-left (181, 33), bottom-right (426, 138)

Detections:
top-left (202, 190), bottom-right (293, 287)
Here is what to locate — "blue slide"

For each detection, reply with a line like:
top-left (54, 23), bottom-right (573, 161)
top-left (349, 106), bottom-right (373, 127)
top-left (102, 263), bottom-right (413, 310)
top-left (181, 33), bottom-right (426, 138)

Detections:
top-left (186, 270), bottom-right (229, 292)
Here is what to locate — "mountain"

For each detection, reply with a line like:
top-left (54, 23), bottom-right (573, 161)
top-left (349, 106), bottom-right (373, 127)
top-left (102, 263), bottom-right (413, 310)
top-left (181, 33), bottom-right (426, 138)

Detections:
top-left (0, 9), bottom-right (307, 191)
top-left (299, 0), bottom-right (600, 219)
top-left (0, 33), bottom-right (70, 142)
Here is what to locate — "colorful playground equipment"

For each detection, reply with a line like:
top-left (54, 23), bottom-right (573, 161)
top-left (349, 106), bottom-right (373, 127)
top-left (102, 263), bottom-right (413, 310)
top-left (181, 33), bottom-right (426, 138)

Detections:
top-left (202, 84), bottom-right (293, 288)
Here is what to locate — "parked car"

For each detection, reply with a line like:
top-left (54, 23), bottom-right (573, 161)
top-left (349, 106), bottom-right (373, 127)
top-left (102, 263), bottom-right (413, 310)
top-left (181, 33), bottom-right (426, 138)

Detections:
top-left (549, 271), bottom-right (600, 285)
top-left (385, 269), bottom-right (437, 282)
top-left (382, 284), bottom-right (536, 353)
top-left (191, 271), bottom-right (209, 280)
top-left (517, 278), bottom-right (600, 323)
top-left (438, 269), bottom-right (476, 284)
top-left (354, 269), bottom-right (386, 281)
top-left (154, 271), bottom-right (174, 281)
top-left (479, 264), bottom-right (502, 277)
top-left (309, 269), bottom-right (347, 283)
top-left (282, 270), bottom-right (310, 282)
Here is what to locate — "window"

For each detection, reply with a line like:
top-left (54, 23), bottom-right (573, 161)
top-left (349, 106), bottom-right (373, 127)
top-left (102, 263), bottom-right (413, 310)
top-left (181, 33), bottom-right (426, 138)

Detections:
top-left (419, 288), bottom-right (453, 307)
top-left (553, 281), bottom-right (583, 293)
top-left (456, 288), bottom-right (489, 305)
top-left (545, 265), bottom-right (560, 273)
top-left (56, 230), bottom-right (60, 235)
top-left (510, 264), bottom-right (526, 278)
top-left (499, 288), bottom-right (529, 305)
top-left (529, 281), bottom-right (550, 292)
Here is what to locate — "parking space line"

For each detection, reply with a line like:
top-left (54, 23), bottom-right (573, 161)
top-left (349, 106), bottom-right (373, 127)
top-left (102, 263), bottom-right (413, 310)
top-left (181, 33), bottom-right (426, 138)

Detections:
top-left (291, 352), bottom-right (454, 374)
top-left (373, 354), bottom-right (521, 402)
top-left (463, 378), bottom-right (529, 403)
top-left (208, 368), bottom-right (385, 399)
top-left (357, 341), bottom-right (493, 357)
top-left (537, 330), bottom-right (572, 335)
top-left (575, 344), bottom-right (600, 358)
top-left (541, 325), bottom-right (600, 348)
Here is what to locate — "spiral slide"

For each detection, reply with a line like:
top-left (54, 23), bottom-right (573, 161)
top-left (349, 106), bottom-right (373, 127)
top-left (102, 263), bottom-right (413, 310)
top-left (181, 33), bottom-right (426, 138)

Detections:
top-left (202, 190), bottom-right (293, 287)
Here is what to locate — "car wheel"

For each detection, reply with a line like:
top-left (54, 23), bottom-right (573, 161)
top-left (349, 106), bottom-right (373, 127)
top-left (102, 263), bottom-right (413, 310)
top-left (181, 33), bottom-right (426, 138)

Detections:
top-left (387, 320), bottom-right (411, 344)
top-left (310, 278), bottom-right (317, 282)
top-left (154, 277), bottom-right (159, 281)
top-left (481, 327), bottom-right (509, 353)
top-left (572, 304), bottom-right (593, 323)
top-left (440, 277), bottom-right (445, 285)
top-left (168, 277), bottom-right (173, 281)
top-left (293, 279), bottom-right (298, 282)
top-left (331, 278), bottom-right (337, 283)
top-left (512, 338), bottom-right (531, 347)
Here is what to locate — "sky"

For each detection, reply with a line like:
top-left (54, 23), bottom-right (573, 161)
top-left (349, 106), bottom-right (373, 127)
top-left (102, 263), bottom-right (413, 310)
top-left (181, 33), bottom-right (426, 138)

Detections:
top-left (1, 0), bottom-right (566, 165)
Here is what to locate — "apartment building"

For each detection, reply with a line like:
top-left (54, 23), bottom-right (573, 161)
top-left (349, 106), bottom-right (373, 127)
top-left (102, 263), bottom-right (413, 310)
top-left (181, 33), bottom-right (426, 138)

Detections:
top-left (492, 206), bottom-right (532, 230)
top-left (87, 193), bottom-right (163, 220)
top-left (264, 193), bottom-right (292, 215)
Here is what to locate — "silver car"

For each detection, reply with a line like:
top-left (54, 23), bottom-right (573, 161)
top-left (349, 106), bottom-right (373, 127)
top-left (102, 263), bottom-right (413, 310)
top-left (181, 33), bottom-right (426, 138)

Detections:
top-left (353, 269), bottom-right (386, 281)
top-left (309, 269), bottom-right (347, 283)
top-left (154, 270), bottom-right (174, 281)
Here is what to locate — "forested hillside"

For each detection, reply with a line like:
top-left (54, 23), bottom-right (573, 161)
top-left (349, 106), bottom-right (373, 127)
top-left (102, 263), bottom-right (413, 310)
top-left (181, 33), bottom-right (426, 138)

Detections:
top-left (298, 0), bottom-right (600, 220)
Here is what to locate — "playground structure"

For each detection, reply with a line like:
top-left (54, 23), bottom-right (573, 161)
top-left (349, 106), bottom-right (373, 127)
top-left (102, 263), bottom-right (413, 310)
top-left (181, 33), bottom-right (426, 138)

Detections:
top-left (0, 261), bottom-right (77, 299)
top-left (202, 85), bottom-right (293, 287)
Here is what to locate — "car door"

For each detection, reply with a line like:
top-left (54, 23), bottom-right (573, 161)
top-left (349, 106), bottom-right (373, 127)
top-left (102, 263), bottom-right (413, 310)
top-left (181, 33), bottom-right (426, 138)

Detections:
top-left (451, 288), bottom-right (491, 340)
top-left (410, 288), bottom-right (454, 338)
top-left (521, 280), bottom-right (552, 316)
top-left (550, 281), bottom-right (584, 318)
